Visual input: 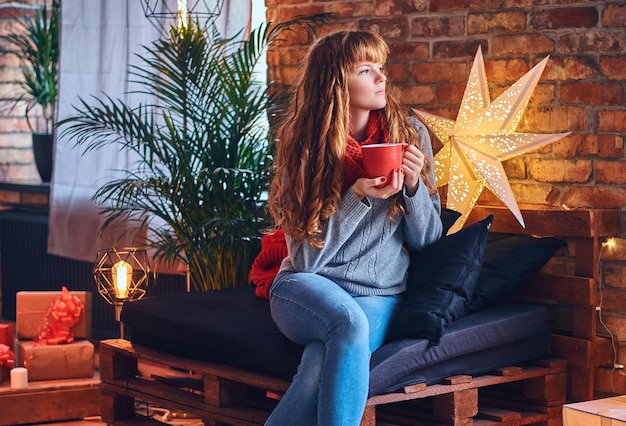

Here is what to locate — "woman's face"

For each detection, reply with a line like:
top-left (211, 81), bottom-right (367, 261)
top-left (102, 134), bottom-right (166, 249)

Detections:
top-left (347, 62), bottom-right (387, 113)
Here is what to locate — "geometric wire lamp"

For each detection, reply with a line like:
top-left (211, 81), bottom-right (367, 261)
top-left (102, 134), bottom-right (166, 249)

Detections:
top-left (140, 0), bottom-right (224, 33)
top-left (93, 248), bottom-right (150, 338)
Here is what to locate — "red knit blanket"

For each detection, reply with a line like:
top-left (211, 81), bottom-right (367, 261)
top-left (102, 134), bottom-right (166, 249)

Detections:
top-left (249, 111), bottom-right (389, 299)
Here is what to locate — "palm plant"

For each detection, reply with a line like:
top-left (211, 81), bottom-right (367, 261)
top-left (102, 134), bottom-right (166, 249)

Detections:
top-left (3, 0), bottom-right (59, 133)
top-left (58, 15), bottom-right (326, 291)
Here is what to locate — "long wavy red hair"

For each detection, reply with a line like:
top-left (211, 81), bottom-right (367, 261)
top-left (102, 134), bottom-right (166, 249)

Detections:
top-left (268, 30), bottom-right (436, 248)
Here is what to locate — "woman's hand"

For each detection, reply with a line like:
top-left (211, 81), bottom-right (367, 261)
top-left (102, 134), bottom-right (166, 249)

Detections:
top-left (402, 143), bottom-right (424, 196)
top-left (352, 169), bottom-right (404, 201)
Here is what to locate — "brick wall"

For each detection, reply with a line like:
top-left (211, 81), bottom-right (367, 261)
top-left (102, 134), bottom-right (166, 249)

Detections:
top-left (0, 0), bottom-right (624, 395)
top-left (0, 0), bottom-right (51, 181)
top-left (266, 0), bottom-right (626, 395)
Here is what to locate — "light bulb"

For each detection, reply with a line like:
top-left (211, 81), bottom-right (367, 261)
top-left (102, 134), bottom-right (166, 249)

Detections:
top-left (177, 0), bottom-right (187, 30)
top-left (112, 260), bottom-right (132, 300)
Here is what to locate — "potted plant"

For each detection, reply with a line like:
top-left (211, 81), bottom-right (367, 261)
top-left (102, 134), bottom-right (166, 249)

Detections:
top-left (2, 0), bottom-right (59, 182)
top-left (58, 15), bottom-right (327, 292)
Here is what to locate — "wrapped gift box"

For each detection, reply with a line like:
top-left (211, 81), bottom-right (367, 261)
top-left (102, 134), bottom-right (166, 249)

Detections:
top-left (1, 343), bottom-right (16, 384)
top-left (19, 339), bottom-right (94, 381)
top-left (0, 323), bottom-right (13, 346)
top-left (16, 290), bottom-right (92, 339)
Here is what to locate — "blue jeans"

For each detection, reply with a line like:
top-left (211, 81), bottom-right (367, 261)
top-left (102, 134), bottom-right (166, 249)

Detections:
top-left (266, 271), bottom-right (401, 426)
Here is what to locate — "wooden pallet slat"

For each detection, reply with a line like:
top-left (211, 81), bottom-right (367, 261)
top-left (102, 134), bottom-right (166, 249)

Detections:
top-left (0, 375), bottom-right (101, 426)
top-left (99, 339), bottom-right (568, 426)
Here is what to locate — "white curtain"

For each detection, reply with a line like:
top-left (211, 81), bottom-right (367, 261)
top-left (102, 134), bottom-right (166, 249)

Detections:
top-left (49, 0), bottom-right (252, 263)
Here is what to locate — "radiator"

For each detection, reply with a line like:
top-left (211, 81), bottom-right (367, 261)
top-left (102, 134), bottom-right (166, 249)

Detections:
top-left (0, 209), bottom-right (186, 339)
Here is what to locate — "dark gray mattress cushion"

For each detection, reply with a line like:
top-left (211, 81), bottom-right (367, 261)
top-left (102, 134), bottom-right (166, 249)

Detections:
top-left (369, 302), bottom-right (550, 395)
top-left (121, 286), bottom-right (550, 396)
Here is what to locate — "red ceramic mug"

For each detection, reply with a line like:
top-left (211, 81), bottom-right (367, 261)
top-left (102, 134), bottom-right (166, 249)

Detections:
top-left (361, 143), bottom-right (406, 187)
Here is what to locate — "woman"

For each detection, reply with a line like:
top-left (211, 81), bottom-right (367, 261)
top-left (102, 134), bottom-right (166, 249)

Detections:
top-left (266, 30), bottom-right (443, 425)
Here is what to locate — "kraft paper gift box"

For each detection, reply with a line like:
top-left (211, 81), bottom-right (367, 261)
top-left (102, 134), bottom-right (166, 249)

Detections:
top-left (563, 395), bottom-right (626, 425)
top-left (16, 290), bottom-right (92, 339)
top-left (19, 340), bottom-right (94, 381)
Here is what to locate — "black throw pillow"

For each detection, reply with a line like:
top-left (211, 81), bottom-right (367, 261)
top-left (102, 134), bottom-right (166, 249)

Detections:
top-left (441, 207), bottom-right (462, 235)
top-left (464, 234), bottom-right (566, 314)
top-left (388, 215), bottom-right (493, 345)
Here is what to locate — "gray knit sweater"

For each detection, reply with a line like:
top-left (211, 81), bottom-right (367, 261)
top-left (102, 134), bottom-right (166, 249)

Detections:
top-left (278, 118), bottom-right (443, 296)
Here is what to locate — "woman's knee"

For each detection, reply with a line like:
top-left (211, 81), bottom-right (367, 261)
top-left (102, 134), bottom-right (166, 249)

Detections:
top-left (327, 301), bottom-right (370, 344)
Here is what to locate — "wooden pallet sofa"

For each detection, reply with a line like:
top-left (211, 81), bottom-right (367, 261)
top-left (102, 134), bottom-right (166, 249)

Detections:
top-left (98, 204), bottom-right (620, 425)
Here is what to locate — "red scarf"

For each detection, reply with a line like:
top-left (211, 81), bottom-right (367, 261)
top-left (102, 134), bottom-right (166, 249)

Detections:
top-left (342, 110), bottom-right (390, 192)
top-left (250, 111), bottom-right (390, 299)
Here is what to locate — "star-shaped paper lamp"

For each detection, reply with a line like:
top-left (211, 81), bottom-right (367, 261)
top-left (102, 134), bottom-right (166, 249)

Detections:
top-left (414, 47), bottom-right (570, 234)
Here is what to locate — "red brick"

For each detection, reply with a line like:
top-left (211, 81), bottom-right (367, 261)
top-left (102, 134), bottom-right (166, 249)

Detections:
top-left (491, 34), bottom-right (554, 56)
top-left (397, 85), bottom-right (436, 106)
top-left (561, 82), bottom-right (624, 106)
top-left (598, 111), bottom-right (626, 132)
top-left (411, 16), bottom-right (465, 38)
top-left (530, 7), bottom-right (599, 30)
top-left (0, 117), bottom-right (31, 133)
top-left (485, 58), bottom-right (529, 83)
top-left (578, 134), bottom-right (599, 156)
top-left (502, 156), bottom-right (526, 179)
top-left (0, 53), bottom-right (22, 68)
top-left (413, 61), bottom-right (467, 83)
top-left (430, 0), bottom-right (487, 13)
top-left (418, 107), bottom-right (459, 121)
top-left (604, 263), bottom-right (626, 288)
top-left (510, 182), bottom-right (555, 205)
top-left (552, 0), bottom-right (595, 4)
top-left (468, 11), bottom-right (526, 34)
top-left (276, 4), bottom-right (326, 23)
top-left (268, 66), bottom-right (299, 87)
top-left (560, 185), bottom-right (626, 209)
top-left (0, 67), bottom-right (23, 83)
top-left (325, 2), bottom-right (376, 19)
top-left (529, 83), bottom-right (556, 105)
top-left (0, 187), bottom-right (21, 204)
top-left (603, 3), bottom-right (626, 27)
top-left (6, 146), bottom-right (33, 163)
top-left (0, 163), bottom-right (39, 181)
top-left (358, 17), bottom-right (409, 40)
top-left (0, 6), bottom-right (28, 21)
top-left (543, 56), bottom-right (597, 81)
top-left (527, 158), bottom-right (592, 183)
top-left (433, 40), bottom-right (486, 59)
top-left (0, 132), bottom-right (31, 148)
top-left (388, 41), bottom-right (429, 61)
top-left (0, 21), bottom-right (19, 37)
top-left (488, 0), bottom-right (548, 7)
top-left (266, 0), bottom-right (309, 6)
top-left (373, 0), bottom-right (426, 16)
top-left (436, 84), bottom-right (465, 105)
top-left (385, 62), bottom-right (410, 84)
top-left (521, 106), bottom-right (588, 133)
top-left (558, 32), bottom-right (625, 54)
top-left (598, 135), bottom-right (624, 159)
top-left (596, 160), bottom-right (626, 184)
top-left (601, 56), bottom-right (626, 80)
top-left (552, 134), bottom-right (583, 157)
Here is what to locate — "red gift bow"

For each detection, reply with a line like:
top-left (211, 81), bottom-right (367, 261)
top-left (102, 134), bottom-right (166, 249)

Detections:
top-left (36, 286), bottom-right (85, 345)
top-left (0, 343), bottom-right (15, 369)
